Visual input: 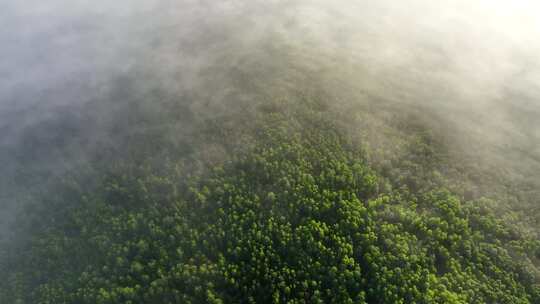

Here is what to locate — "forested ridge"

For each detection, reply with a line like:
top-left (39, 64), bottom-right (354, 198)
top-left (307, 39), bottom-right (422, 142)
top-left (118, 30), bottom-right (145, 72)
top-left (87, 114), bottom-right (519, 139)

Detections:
top-left (1, 100), bottom-right (539, 303)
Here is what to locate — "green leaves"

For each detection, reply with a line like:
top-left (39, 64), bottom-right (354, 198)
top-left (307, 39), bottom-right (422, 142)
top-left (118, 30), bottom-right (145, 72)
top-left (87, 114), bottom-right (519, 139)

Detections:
top-left (1, 102), bottom-right (539, 304)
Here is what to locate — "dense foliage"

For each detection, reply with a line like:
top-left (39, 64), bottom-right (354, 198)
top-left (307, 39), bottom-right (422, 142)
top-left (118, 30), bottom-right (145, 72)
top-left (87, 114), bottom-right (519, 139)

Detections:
top-left (1, 103), bottom-right (539, 303)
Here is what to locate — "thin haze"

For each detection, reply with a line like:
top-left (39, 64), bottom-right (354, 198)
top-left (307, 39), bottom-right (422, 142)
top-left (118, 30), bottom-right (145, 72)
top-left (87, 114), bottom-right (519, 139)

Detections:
top-left (1, 0), bottom-right (540, 232)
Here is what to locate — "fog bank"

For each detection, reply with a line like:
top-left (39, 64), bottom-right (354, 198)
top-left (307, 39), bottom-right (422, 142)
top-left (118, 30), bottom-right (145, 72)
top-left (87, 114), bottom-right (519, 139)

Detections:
top-left (1, 0), bottom-right (540, 233)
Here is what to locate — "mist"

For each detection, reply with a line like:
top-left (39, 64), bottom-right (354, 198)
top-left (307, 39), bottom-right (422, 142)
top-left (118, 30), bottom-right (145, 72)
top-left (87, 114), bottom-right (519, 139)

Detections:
top-left (1, 0), bottom-right (540, 236)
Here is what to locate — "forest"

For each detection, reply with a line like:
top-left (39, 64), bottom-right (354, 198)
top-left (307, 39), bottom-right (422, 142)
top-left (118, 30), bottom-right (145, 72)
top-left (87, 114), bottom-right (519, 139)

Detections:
top-left (2, 1), bottom-right (540, 303)
top-left (1, 99), bottom-right (539, 303)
